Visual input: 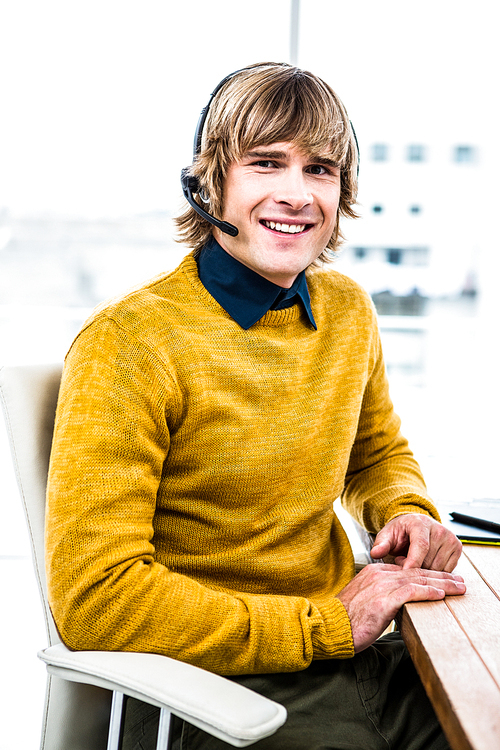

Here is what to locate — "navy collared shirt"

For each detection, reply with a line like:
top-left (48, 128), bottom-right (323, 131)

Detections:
top-left (197, 237), bottom-right (317, 330)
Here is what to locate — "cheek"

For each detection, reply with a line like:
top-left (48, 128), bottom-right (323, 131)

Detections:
top-left (324, 197), bottom-right (340, 228)
top-left (319, 206), bottom-right (338, 233)
top-left (222, 187), bottom-right (257, 221)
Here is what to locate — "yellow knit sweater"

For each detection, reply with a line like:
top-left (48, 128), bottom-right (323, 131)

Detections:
top-left (46, 253), bottom-right (438, 675)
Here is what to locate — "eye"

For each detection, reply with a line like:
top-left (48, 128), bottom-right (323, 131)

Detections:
top-left (307, 164), bottom-right (329, 175)
top-left (253, 160), bottom-right (276, 168)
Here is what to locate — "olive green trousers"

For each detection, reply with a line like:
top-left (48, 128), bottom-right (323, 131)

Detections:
top-left (123, 633), bottom-right (449, 750)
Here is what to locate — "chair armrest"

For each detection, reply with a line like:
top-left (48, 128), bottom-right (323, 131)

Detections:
top-left (38, 643), bottom-right (286, 748)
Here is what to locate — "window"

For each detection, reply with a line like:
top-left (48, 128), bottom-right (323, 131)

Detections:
top-left (407, 144), bottom-right (426, 162)
top-left (371, 143), bottom-right (389, 162)
top-left (454, 145), bottom-right (475, 163)
top-left (407, 246), bottom-right (430, 266)
top-left (387, 248), bottom-right (403, 265)
top-left (354, 247), bottom-right (367, 260)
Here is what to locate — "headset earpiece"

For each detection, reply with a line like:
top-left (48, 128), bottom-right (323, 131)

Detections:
top-left (180, 69), bottom-right (246, 238)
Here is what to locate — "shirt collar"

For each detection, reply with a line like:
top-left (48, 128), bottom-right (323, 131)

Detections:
top-left (197, 237), bottom-right (317, 330)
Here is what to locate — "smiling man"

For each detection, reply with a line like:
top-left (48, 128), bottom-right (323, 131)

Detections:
top-left (46, 63), bottom-right (463, 749)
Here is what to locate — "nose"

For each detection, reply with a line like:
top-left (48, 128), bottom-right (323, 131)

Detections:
top-left (273, 166), bottom-right (313, 211)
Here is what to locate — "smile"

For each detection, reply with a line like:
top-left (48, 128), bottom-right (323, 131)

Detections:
top-left (261, 220), bottom-right (308, 234)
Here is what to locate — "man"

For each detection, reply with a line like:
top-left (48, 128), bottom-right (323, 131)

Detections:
top-left (46, 63), bottom-right (464, 749)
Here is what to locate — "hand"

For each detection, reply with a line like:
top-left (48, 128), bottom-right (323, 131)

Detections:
top-left (370, 513), bottom-right (462, 572)
top-left (337, 562), bottom-right (466, 652)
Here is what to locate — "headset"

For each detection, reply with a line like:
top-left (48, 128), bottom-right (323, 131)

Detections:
top-left (180, 69), bottom-right (243, 238)
top-left (180, 67), bottom-right (360, 239)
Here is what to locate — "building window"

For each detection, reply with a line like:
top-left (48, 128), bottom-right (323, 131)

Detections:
top-left (371, 144), bottom-right (389, 162)
top-left (407, 144), bottom-right (426, 162)
top-left (372, 205), bottom-right (383, 214)
top-left (354, 247), bottom-right (367, 260)
top-left (454, 145), bottom-right (475, 163)
top-left (387, 248), bottom-right (403, 265)
top-left (408, 246), bottom-right (430, 266)
top-left (409, 205), bottom-right (422, 214)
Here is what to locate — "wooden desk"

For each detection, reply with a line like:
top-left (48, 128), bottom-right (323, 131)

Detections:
top-left (400, 545), bottom-right (500, 750)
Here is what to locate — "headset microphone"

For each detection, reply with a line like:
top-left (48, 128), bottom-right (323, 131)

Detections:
top-left (180, 69), bottom-right (244, 238)
top-left (180, 169), bottom-right (239, 237)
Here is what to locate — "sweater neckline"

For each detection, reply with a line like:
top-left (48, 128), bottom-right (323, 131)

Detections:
top-left (181, 253), bottom-right (311, 329)
top-left (196, 237), bottom-right (316, 330)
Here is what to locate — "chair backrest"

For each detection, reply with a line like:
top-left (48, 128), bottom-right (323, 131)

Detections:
top-left (0, 363), bottom-right (63, 646)
top-left (0, 363), bottom-right (111, 750)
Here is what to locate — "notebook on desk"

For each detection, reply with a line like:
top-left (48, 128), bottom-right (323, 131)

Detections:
top-left (440, 503), bottom-right (500, 545)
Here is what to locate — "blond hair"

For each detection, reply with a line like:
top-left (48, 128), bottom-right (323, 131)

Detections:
top-left (176, 62), bottom-right (358, 262)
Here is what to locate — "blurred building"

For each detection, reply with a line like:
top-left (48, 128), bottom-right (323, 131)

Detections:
top-left (336, 138), bottom-right (480, 314)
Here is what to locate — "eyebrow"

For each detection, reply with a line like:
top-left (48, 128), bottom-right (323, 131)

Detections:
top-left (312, 156), bottom-right (341, 168)
top-left (243, 149), bottom-right (340, 168)
top-left (244, 150), bottom-right (289, 160)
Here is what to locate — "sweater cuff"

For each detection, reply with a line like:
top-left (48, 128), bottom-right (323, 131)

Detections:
top-left (384, 496), bottom-right (441, 526)
top-left (310, 598), bottom-right (354, 659)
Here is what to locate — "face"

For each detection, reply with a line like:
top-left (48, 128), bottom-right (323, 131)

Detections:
top-left (212, 142), bottom-right (341, 288)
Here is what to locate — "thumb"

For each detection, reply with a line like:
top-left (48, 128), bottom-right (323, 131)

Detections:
top-left (370, 530), bottom-right (392, 559)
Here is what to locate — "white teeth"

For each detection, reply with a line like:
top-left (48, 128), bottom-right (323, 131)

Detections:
top-left (264, 221), bottom-right (306, 234)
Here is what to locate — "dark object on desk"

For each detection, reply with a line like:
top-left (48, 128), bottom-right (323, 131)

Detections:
top-left (450, 512), bottom-right (500, 534)
top-left (442, 503), bottom-right (500, 545)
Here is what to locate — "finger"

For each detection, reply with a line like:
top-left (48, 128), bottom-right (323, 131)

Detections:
top-left (394, 577), bottom-right (466, 607)
top-left (444, 544), bottom-right (463, 573)
top-left (397, 568), bottom-right (466, 593)
top-left (424, 541), bottom-right (462, 573)
top-left (370, 527), bottom-right (393, 557)
top-left (370, 539), bottom-right (392, 559)
top-left (428, 576), bottom-right (466, 596)
top-left (397, 584), bottom-right (446, 604)
top-left (420, 529), bottom-right (463, 572)
top-left (402, 527), bottom-right (431, 569)
top-left (371, 523), bottom-right (407, 559)
top-left (440, 534), bottom-right (463, 572)
top-left (409, 568), bottom-right (465, 584)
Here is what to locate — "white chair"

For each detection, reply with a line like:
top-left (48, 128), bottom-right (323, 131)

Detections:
top-left (0, 363), bottom-right (287, 750)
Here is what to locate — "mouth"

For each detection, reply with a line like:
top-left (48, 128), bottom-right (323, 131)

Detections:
top-left (260, 220), bottom-right (311, 235)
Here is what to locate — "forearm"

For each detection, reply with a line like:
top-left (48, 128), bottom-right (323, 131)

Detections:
top-left (341, 332), bottom-right (438, 533)
top-left (342, 441), bottom-right (439, 533)
top-left (48, 543), bottom-right (354, 673)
